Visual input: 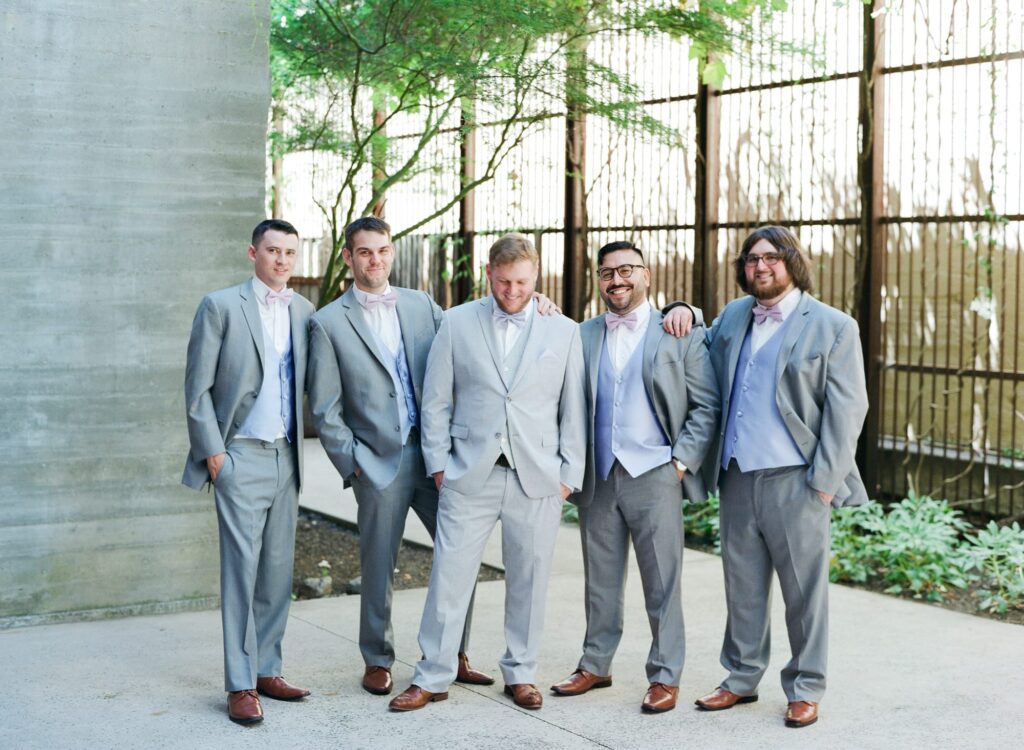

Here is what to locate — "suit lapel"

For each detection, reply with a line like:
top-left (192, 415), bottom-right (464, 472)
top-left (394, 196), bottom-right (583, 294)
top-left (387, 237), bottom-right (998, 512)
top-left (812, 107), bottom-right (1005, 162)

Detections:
top-left (474, 297), bottom-right (508, 387)
top-left (508, 305), bottom-right (546, 392)
top-left (724, 298), bottom-right (755, 394)
top-left (394, 290), bottom-right (417, 368)
top-left (239, 280), bottom-right (265, 371)
top-left (342, 287), bottom-right (390, 371)
top-left (584, 317), bottom-right (606, 411)
top-left (641, 307), bottom-right (663, 400)
top-left (775, 292), bottom-right (812, 383)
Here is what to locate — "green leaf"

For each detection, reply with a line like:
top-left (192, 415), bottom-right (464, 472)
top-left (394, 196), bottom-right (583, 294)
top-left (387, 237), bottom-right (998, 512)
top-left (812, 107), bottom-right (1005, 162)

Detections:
top-left (702, 59), bottom-right (727, 87)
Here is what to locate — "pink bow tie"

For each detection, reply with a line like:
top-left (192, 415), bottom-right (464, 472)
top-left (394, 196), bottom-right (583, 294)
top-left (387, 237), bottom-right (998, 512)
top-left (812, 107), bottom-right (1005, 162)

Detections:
top-left (493, 308), bottom-right (527, 328)
top-left (361, 291), bottom-right (398, 311)
top-left (605, 312), bottom-right (639, 332)
top-left (752, 304), bottom-right (783, 325)
top-left (266, 288), bottom-right (294, 306)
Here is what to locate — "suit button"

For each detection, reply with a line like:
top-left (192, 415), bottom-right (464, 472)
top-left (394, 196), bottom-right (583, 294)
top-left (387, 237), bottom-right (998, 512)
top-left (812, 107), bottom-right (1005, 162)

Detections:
top-left (249, 391), bottom-right (258, 397)
top-left (234, 421), bottom-right (241, 428)
top-left (506, 396), bottom-right (512, 402)
top-left (737, 411), bottom-right (743, 417)
top-left (495, 433), bottom-right (501, 439)
top-left (395, 426), bottom-right (401, 432)
top-left (389, 392), bottom-right (396, 398)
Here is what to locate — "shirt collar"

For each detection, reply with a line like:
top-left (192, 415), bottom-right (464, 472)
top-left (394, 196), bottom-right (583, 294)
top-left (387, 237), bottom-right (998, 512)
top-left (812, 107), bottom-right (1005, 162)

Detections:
top-left (773, 287), bottom-right (802, 320)
top-left (607, 301), bottom-right (652, 330)
top-left (492, 296), bottom-right (535, 322)
top-left (251, 275), bottom-right (283, 307)
top-left (353, 282), bottom-right (393, 308)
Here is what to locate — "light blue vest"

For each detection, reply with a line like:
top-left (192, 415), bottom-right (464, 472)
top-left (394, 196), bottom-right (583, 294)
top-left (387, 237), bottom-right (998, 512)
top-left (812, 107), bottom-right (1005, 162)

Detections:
top-left (237, 321), bottom-right (295, 442)
top-left (368, 326), bottom-right (418, 444)
top-left (594, 330), bottom-right (671, 480)
top-left (721, 318), bottom-right (805, 471)
top-left (495, 311), bottom-right (534, 468)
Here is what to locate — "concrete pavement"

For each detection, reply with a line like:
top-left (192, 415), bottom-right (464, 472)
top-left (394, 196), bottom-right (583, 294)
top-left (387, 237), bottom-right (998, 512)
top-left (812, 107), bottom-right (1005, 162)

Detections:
top-left (3, 440), bottom-right (1022, 749)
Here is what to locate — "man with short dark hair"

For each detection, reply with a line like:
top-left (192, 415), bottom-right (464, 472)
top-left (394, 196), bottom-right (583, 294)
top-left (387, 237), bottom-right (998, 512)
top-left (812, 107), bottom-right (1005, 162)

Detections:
top-left (693, 225), bottom-right (868, 729)
top-left (389, 233), bottom-right (587, 712)
top-left (550, 240), bottom-right (719, 714)
top-left (183, 218), bottom-right (315, 724)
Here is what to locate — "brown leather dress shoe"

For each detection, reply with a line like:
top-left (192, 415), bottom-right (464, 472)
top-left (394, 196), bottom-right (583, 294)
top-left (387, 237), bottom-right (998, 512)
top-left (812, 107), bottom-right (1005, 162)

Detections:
top-left (641, 683), bottom-right (678, 713)
top-left (455, 652), bottom-right (495, 685)
top-left (388, 685), bottom-right (449, 712)
top-left (256, 676), bottom-right (311, 701)
top-left (228, 689), bottom-right (264, 725)
top-left (504, 683), bottom-right (543, 710)
top-left (550, 669), bottom-right (613, 696)
top-left (695, 687), bottom-right (759, 711)
top-left (362, 666), bottom-right (394, 695)
top-left (785, 700), bottom-right (819, 728)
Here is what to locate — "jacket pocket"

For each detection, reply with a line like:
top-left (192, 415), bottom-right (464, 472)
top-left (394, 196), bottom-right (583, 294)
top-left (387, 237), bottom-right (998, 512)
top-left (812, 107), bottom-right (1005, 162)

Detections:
top-left (451, 423), bottom-right (469, 439)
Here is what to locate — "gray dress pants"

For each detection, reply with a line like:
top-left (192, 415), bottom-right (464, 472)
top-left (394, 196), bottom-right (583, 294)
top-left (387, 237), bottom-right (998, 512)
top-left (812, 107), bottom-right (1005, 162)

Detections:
top-left (351, 433), bottom-right (473, 668)
top-left (213, 438), bottom-right (298, 692)
top-left (578, 461), bottom-right (686, 685)
top-left (718, 461), bottom-right (831, 702)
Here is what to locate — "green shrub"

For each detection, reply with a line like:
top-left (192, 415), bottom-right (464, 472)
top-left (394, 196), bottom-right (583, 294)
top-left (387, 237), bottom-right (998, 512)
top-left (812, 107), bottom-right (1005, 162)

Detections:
top-left (829, 501), bottom-right (886, 584)
top-left (561, 502), bottom-right (579, 524)
top-left (868, 495), bottom-right (977, 601)
top-left (683, 493), bottom-right (720, 553)
top-left (958, 521), bottom-right (1024, 614)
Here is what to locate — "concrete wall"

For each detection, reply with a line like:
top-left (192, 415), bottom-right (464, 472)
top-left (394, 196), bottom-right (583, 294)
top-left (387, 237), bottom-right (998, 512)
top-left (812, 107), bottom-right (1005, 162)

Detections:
top-left (0, 1), bottom-right (271, 625)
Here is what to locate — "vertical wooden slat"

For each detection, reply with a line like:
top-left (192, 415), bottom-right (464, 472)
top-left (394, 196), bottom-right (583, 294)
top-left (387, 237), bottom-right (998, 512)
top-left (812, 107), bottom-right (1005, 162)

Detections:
top-left (456, 99), bottom-right (476, 304)
top-left (857, 0), bottom-right (886, 498)
top-left (563, 36), bottom-right (588, 322)
top-left (694, 71), bottom-right (721, 317)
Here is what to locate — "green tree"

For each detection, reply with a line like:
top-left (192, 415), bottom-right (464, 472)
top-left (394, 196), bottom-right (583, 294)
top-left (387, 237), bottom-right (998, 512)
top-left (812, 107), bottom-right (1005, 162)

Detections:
top-left (271, 0), bottom-right (788, 305)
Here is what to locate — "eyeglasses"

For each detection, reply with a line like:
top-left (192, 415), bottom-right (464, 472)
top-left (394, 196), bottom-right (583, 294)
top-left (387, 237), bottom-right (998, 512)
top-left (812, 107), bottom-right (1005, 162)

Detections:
top-left (743, 252), bottom-right (784, 267)
top-left (597, 264), bottom-right (646, 281)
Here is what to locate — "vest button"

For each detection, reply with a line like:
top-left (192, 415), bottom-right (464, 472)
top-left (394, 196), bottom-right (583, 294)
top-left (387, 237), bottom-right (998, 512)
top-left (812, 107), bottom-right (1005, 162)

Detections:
top-left (395, 426), bottom-right (401, 432)
top-left (737, 411), bottom-right (743, 417)
top-left (506, 396), bottom-right (512, 402)
top-left (389, 392), bottom-right (396, 397)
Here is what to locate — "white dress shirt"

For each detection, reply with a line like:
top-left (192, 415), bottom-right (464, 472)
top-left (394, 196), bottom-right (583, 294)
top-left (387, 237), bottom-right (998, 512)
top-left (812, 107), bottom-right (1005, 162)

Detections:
top-left (606, 302), bottom-right (652, 372)
top-left (492, 297), bottom-right (535, 358)
top-left (751, 288), bottom-right (802, 355)
top-left (354, 283), bottom-right (402, 354)
top-left (251, 275), bottom-right (292, 356)
top-left (243, 275), bottom-right (292, 440)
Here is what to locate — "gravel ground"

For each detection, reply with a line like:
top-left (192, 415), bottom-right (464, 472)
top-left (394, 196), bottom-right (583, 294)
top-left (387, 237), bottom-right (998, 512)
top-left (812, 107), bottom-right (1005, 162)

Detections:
top-left (292, 509), bottom-right (504, 600)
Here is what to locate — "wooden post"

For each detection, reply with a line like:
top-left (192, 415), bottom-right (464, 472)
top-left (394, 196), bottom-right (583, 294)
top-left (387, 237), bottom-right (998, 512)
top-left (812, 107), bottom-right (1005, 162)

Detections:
top-left (856, 0), bottom-right (886, 497)
top-left (563, 36), bottom-right (588, 321)
top-left (694, 66), bottom-right (721, 317)
top-left (456, 98), bottom-right (477, 304)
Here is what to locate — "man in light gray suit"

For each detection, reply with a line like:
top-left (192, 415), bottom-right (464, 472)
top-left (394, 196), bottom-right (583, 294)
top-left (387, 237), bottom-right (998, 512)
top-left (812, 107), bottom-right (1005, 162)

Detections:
top-left (389, 233), bottom-right (587, 712)
top-left (307, 216), bottom-right (494, 695)
top-left (692, 226), bottom-right (868, 728)
top-left (550, 241), bottom-right (720, 714)
top-left (183, 219), bottom-right (315, 725)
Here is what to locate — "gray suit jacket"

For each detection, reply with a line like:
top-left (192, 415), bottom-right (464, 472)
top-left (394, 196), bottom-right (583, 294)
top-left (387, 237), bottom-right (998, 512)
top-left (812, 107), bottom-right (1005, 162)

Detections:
top-left (182, 279), bottom-right (315, 490)
top-left (706, 293), bottom-right (869, 507)
top-left (576, 308), bottom-right (721, 507)
top-left (307, 286), bottom-right (443, 489)
top-left (420, 297), bottom-right (587, 499)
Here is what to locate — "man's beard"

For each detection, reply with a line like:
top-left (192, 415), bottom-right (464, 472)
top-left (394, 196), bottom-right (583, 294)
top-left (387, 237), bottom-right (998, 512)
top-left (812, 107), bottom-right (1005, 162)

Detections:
top-left (750, 276), bottom-right (789, 301)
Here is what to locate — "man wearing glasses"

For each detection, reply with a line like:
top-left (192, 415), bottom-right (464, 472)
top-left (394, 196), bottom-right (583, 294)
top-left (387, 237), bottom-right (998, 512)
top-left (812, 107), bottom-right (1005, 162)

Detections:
top-left (550, 240), bottom-right (720, 713)
top-left (692, 226), bottom-right (868, 728)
